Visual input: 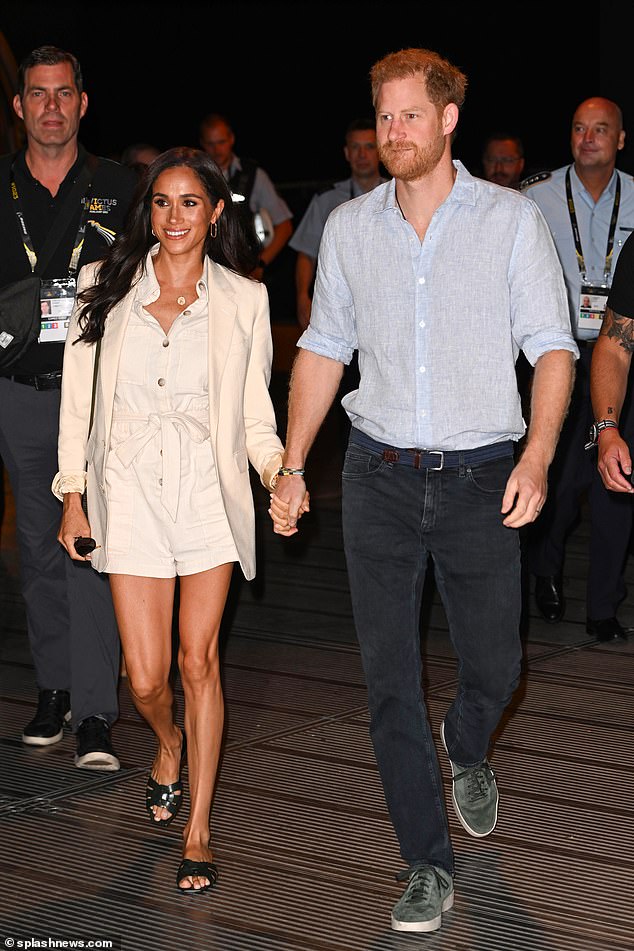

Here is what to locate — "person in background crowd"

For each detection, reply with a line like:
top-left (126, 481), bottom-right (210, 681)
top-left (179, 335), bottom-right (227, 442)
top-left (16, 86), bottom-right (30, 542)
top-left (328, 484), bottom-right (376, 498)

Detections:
top-left (269, 47), bottom-right (576, 934)
top-left (199, 112), bottom-right (293, 284)
top-left (53, 146), bottom-right (307, 893)
top-left (289, 117), bottom-right (388, 453)
top-left (290, 117), bottom-right (387, 332)
top-left (589, 233), bottom-right (634, 501)
top-left (121, 141), bottom-right (161, 177)
top-left (480, 131), bottom-right (525, 189)
top-left (0, 45), bottom-right (137, 768)
top-left (521, 97), bottom-right (634, 640)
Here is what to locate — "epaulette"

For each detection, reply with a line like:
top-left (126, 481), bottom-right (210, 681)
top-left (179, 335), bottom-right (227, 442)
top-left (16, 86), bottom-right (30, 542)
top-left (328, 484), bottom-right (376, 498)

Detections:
top-left (519, 170), bottom-right (551, 190)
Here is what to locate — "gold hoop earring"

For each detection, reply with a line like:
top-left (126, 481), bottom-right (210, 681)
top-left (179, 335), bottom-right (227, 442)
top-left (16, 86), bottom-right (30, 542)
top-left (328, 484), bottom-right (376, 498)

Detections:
top-left (210, 221), bottom-right (218, 239)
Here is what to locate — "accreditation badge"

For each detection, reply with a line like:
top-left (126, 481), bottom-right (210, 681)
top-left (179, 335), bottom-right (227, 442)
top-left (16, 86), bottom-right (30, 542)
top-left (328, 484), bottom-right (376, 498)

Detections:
top-left (38, 277), bottom-right (77, 344)
top-left (577, 284), bottom-right (608, 334)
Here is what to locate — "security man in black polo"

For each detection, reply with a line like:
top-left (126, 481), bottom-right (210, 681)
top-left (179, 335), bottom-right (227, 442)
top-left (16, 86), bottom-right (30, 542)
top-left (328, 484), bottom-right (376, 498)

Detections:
top-left (0, 45), bottom-right (137, 768)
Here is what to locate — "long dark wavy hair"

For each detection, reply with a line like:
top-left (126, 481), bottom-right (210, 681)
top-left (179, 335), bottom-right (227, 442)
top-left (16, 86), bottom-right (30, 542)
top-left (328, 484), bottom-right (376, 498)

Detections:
top-left (76, 147), bottom-right (258, 343)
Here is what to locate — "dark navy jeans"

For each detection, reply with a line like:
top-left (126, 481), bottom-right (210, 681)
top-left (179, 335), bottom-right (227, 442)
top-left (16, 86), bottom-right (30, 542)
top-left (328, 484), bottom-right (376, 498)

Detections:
top-left (341, 433), bottom-right (523, 875)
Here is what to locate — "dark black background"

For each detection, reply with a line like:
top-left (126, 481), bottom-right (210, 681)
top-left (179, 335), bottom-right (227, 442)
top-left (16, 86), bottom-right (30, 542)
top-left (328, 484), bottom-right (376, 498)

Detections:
top-left (0, 1), bottom-right (630, 185)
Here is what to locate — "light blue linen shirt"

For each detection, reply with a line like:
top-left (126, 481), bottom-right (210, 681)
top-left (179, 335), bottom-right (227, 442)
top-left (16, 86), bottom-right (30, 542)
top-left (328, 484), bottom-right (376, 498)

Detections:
top-left (521, 164), bottom-right (634, 340)
top-left (298, 160), bottom-right (578, 451)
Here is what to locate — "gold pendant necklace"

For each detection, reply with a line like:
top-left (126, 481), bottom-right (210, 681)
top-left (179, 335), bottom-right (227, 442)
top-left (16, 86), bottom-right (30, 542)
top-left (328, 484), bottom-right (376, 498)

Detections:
top-left (177, 296), bottom-right (186, 306)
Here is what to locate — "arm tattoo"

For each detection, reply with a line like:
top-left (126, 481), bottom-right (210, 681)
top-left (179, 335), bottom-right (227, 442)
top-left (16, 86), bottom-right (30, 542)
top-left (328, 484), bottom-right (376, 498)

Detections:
top-left (601, 307), bottom-right (634, 353)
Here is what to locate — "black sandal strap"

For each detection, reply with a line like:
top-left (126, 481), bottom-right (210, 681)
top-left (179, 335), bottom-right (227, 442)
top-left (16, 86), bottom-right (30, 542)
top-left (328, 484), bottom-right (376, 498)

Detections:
top-left (176, 859), bottom-right (219, 888)
top-left (146, 775), bottom-right (183, 815)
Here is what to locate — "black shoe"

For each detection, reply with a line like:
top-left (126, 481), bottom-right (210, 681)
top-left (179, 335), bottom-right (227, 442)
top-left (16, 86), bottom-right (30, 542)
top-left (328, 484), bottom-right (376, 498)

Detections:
top-left (586, 617), bottom-right (629, 642)
top-left (75, 716), bottom-right (120, 771)
top-left (534, 574), bottom-right (565, 623)
top-left (22, 689), bottom-right (71, 746)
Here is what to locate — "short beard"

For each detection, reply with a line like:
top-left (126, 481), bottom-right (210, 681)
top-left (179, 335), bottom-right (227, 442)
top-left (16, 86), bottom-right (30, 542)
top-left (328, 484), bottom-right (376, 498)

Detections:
top-left (378, 134), bottom-right (446, 182)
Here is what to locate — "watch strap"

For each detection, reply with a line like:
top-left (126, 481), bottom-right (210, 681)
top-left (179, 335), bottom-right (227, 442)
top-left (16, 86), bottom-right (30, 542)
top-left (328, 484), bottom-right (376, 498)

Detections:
top-left (584, 418), bottom-right (619, 450)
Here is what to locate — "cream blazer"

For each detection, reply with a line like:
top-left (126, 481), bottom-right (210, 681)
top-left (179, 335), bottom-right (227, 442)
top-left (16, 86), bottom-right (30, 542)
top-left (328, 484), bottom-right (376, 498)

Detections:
top-left (52, 256), bottom-right (283, 580)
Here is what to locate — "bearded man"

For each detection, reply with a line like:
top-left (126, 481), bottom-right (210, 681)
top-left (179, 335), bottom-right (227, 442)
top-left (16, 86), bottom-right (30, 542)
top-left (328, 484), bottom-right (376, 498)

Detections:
top-left (268, 48), bottom-right (577, 934)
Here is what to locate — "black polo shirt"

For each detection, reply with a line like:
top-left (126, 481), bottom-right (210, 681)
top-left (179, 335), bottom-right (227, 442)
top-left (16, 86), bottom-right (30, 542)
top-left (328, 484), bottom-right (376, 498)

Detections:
top-left (0, 144), bottom-right (137, 374)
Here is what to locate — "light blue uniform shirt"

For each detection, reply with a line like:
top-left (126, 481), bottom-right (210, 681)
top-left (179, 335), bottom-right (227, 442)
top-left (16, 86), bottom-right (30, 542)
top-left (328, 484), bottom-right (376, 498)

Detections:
top-left (299, 160), bottom-right (578, 451)
top-left (289, 177), bottom-right (387, 259)
top-left (521, 164), bottom-right (634, 340)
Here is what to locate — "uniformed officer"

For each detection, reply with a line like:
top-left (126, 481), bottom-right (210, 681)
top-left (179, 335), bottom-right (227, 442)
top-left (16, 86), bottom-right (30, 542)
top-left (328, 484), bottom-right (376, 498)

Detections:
top-left (521, 97), bottom-right (634, 640)
top-left (288, 118), bottom-right (388, 454)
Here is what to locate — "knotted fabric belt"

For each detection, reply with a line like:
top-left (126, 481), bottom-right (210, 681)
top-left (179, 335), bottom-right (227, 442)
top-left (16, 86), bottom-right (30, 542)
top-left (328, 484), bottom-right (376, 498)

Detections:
top-left (349, 428), bottom-right (514, 470)
top-left (114, 411), bottom-right (210, 521)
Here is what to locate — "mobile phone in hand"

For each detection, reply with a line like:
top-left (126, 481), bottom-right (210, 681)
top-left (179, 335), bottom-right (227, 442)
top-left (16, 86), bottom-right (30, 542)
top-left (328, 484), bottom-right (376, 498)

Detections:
top-left (74, 536), bottom-right (97, 556)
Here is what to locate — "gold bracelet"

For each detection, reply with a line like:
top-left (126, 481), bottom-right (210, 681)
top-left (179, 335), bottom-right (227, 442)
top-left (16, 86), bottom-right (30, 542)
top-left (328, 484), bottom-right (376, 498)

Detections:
top-left (277, 467), bottom-right (305, 477)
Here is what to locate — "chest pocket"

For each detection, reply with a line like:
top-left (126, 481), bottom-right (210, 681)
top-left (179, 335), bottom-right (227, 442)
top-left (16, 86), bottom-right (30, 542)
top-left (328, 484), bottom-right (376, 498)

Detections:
top-left (117, 324), bottom-right (149, 386)
top-left (173, 324), bottom-right (209, 399)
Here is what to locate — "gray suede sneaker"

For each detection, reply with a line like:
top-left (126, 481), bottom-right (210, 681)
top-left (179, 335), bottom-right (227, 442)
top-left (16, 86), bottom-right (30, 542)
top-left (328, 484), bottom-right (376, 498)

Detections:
top-left (391, 864), bottom-right (454, 932)
top-left (440, 720), bottom-right (498, 837)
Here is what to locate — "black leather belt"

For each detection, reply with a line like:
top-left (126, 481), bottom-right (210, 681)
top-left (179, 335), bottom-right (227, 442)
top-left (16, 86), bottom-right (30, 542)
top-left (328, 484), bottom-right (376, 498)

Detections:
top-left (350, 428), bottom-right (514, 470)
top-left (3, 371), bottom-right (62, 390)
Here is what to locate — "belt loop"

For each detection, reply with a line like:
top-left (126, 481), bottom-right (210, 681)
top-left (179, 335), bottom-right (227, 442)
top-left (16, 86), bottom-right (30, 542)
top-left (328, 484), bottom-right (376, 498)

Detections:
top-left (413, 450), bottom-right (421, 470)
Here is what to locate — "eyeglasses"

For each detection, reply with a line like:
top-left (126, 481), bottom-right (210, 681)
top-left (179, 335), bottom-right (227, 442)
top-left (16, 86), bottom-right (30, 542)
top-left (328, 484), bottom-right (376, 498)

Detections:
top-left (483, 156), bottom-right (522, 165)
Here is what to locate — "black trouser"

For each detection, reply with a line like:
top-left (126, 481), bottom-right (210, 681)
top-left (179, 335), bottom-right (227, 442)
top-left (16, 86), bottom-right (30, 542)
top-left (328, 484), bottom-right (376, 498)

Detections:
top-left (526, 344), bottom-right (634, 619)
top-left (0, 376), bottom-right (120, 730)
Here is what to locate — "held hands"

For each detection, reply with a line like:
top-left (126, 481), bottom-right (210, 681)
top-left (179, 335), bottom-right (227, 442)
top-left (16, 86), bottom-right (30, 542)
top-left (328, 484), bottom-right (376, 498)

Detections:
top-left (596, 430), bottom-right (634, 493)
top-left (269, 474), bottom-right (310, 535)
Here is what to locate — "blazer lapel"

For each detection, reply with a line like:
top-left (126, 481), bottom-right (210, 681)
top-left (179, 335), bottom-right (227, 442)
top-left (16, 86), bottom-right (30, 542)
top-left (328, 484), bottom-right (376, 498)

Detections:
top-left (205, 258), bottom-right (238, 437)
top-left (99, 288), bottom-right (135, 443)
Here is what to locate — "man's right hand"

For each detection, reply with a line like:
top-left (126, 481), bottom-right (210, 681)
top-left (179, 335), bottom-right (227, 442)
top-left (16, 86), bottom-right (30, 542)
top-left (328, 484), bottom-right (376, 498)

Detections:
top-left (596, 430), bottom-right (634, 493)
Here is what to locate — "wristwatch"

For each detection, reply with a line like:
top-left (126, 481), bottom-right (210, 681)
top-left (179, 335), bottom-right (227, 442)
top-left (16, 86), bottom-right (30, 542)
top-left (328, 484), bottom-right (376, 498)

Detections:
top-left (585, 418), bottom-right (619, 450)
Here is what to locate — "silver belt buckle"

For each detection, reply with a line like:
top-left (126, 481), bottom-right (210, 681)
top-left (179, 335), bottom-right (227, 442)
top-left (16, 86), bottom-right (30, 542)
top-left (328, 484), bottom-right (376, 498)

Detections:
top-left (428, 450), bottom-right (444, 470)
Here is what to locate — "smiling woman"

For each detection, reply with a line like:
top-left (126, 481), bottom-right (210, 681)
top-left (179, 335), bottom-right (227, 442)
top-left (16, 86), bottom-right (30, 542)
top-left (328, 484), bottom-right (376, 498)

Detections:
top-left (147, 167), bottom-right (225, 327)
top-left (52, 145), bottom-right (309, 894)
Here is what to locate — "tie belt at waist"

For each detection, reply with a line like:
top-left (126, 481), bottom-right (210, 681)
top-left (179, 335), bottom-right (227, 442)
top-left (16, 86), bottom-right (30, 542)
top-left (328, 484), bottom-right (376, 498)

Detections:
top-left (114, 411), bottom-right (210, 520)
top-left (1, 370), bottom-right (62, 390)
top-left (349, 428), bottom-right (514, 470)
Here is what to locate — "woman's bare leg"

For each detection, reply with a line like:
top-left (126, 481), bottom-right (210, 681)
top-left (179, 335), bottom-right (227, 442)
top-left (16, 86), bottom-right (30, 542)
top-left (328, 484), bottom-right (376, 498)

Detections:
top-left (109, 574), bottom-right (183, 821)
top-left (176, 562), bottom-right (233, 890)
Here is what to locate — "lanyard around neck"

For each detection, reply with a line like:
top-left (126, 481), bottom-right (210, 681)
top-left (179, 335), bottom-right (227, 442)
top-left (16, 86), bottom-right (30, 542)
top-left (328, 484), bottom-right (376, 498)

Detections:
top-left (565, 165), bottom-right (620, 281)
top-left (11, 160), bottom-right (93, 276)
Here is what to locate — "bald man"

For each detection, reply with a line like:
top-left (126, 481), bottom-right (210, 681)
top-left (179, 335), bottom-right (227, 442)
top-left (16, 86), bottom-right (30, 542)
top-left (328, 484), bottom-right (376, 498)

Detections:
top-left (521, 98), bottom-right (634, 640)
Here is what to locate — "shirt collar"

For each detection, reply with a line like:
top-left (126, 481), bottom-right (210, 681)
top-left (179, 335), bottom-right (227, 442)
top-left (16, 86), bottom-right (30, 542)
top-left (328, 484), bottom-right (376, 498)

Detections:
top-left (136, 246), bottom-right (208, 306)
top-left (570, 163), bottom-right (619, 203)
top-left (14, 142), bottom-right (88, 192)
top-left (376, 159), bottom-right (476, 216)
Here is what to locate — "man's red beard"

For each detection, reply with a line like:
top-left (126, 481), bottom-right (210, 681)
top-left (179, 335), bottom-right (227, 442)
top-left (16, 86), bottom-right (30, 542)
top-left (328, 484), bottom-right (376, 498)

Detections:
top-left (378, 134), bottom-right (445, 182)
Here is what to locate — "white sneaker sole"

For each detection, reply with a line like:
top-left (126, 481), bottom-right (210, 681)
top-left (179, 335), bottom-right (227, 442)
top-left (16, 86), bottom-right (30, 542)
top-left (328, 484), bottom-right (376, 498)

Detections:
top-left (74, 751), bottom-right (120, 771)
top-left (22, 710), bottom-right (72, 746)
top-left (391, 890), bottom-right (454, 932)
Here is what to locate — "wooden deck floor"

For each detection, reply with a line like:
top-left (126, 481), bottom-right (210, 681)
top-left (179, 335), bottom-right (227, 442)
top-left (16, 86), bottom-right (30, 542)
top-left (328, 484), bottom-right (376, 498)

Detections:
top-left (1, 370), bottom-right (633, 951)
